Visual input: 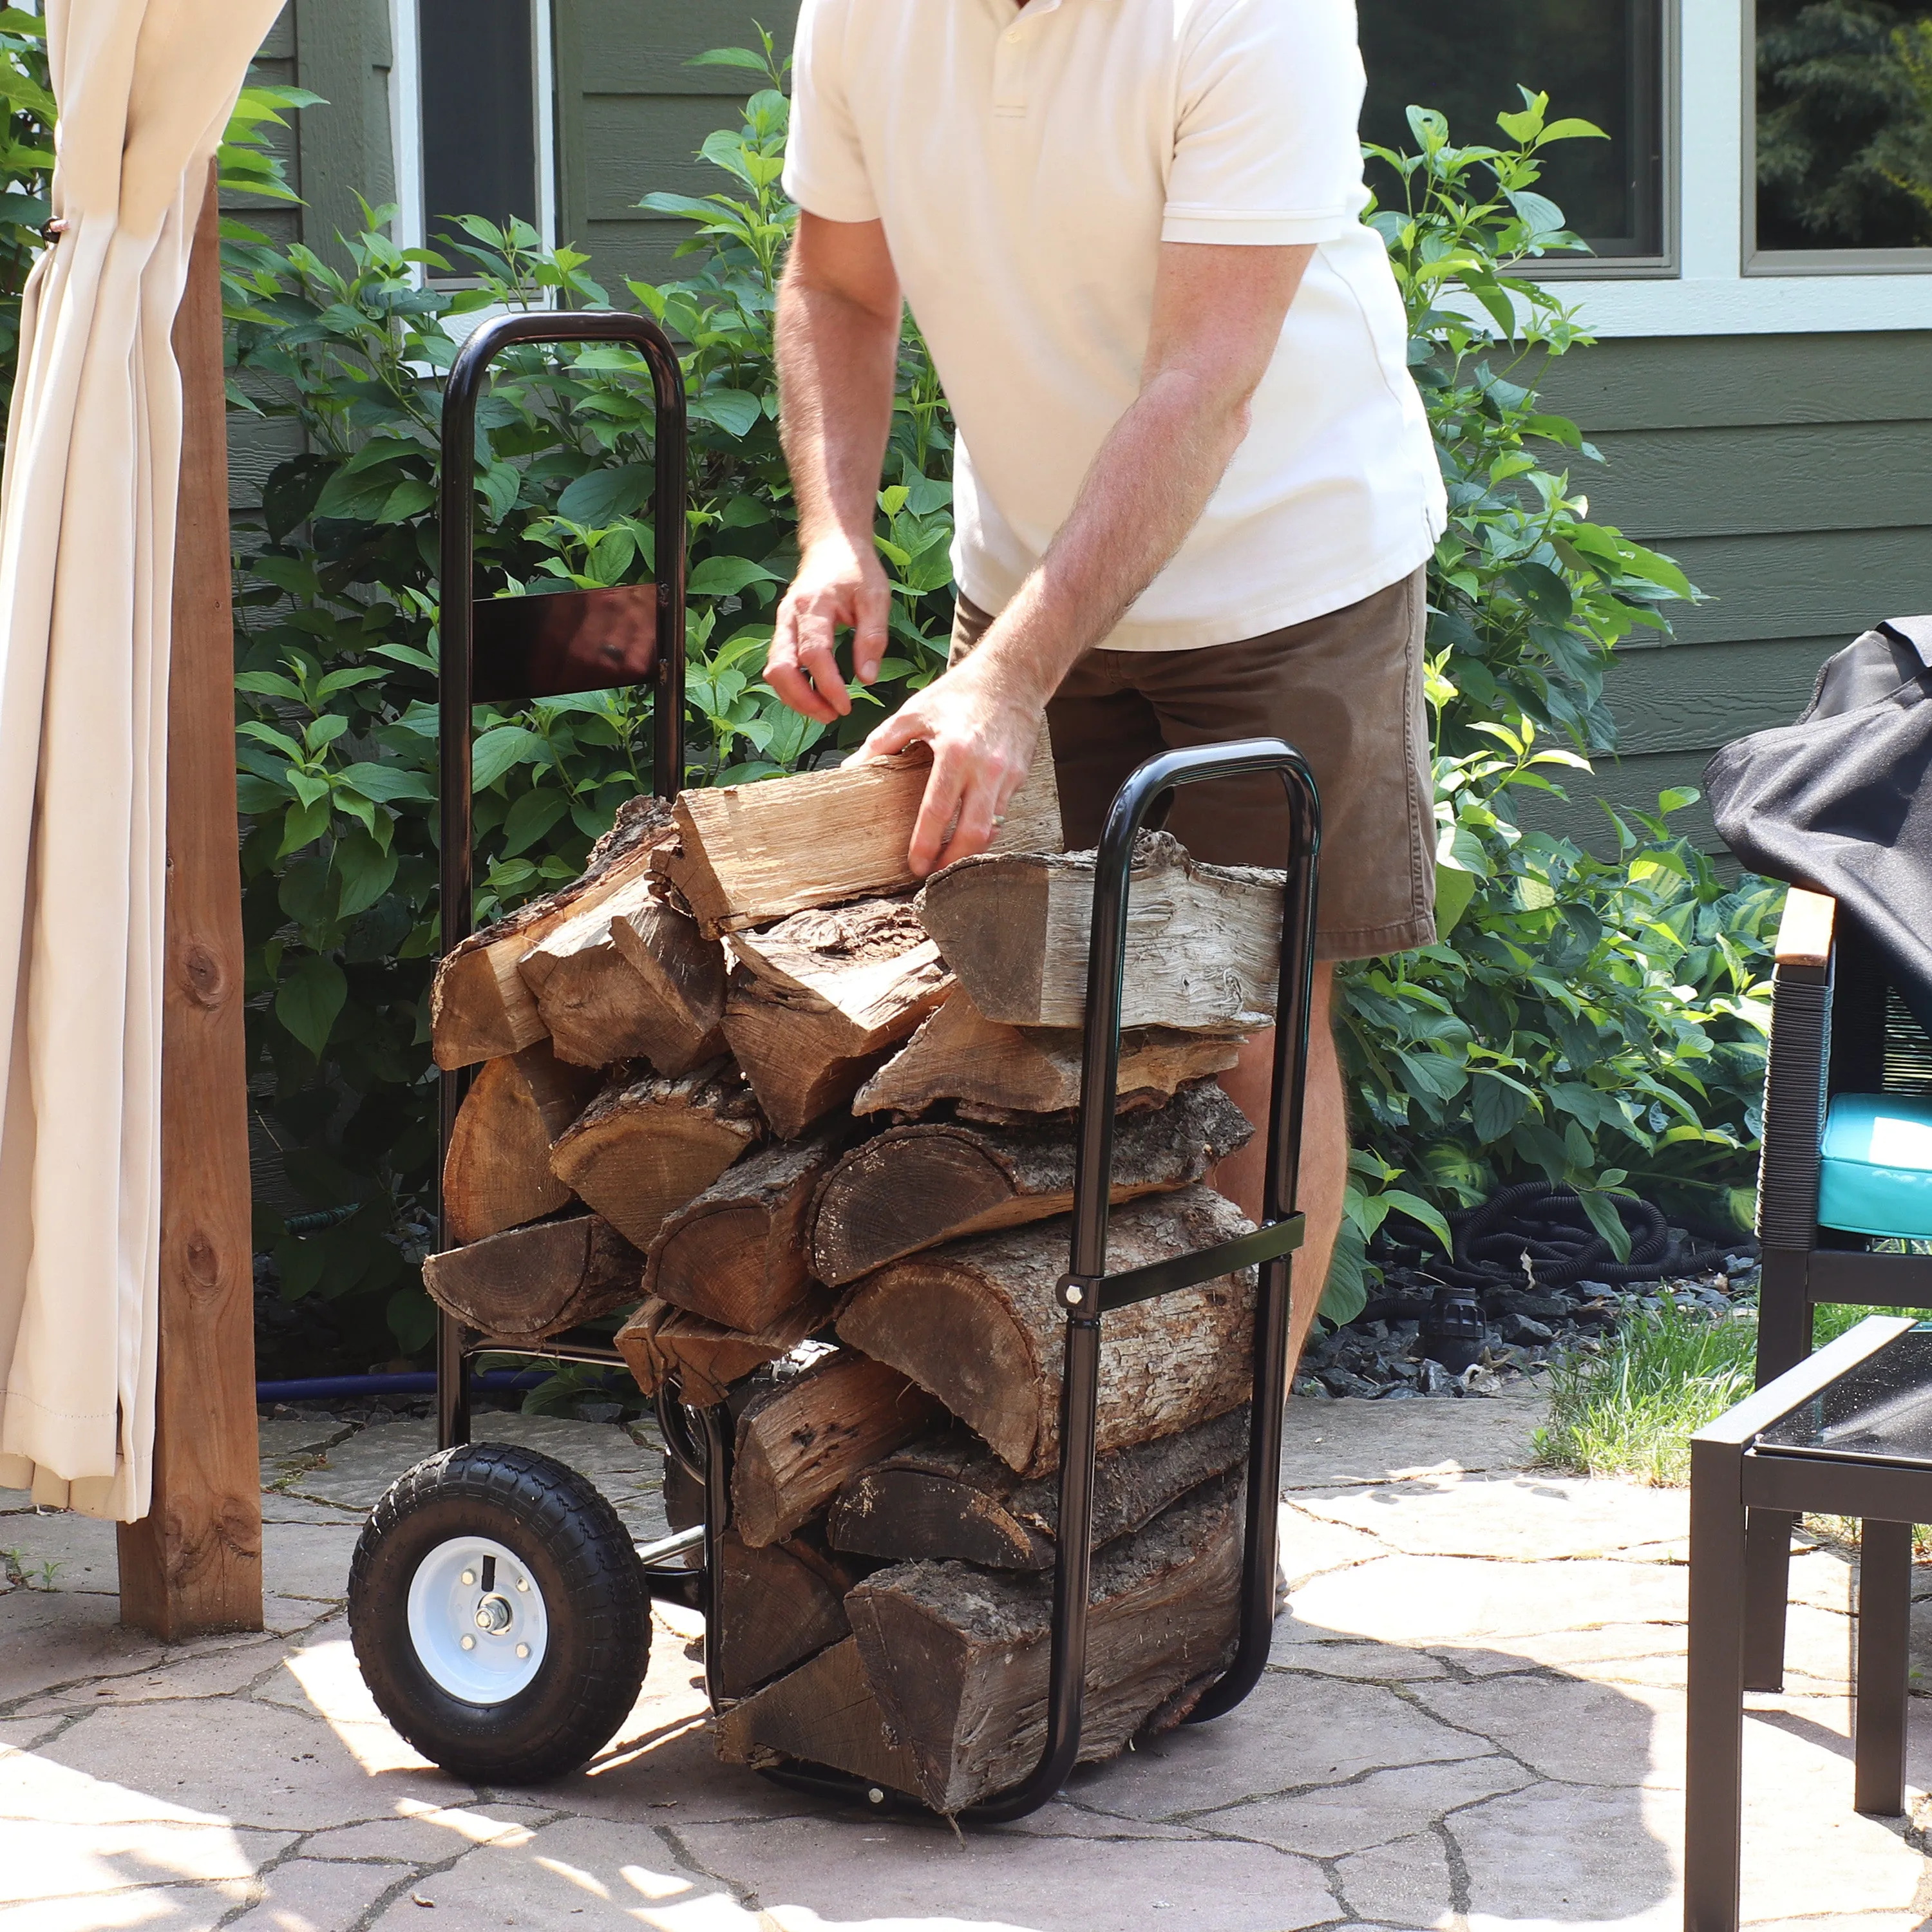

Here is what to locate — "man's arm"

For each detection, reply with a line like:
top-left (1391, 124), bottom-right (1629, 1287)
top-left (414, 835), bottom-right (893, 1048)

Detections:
top-left (767, 211), bottom-right (903, 724)
top-left (857, 240), bottom-right (1314, 874)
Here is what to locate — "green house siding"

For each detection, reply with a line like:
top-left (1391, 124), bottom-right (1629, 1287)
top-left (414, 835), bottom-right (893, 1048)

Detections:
top-left (554, 0), bottom-right (800, 294)
top-left (1533, 331), bottom-right (1932, 853)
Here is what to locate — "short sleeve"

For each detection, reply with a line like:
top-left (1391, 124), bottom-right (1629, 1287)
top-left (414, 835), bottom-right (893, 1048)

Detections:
top-left (781, 0), bottom-right (880, 225)
top-left (1162, 0), bottom-right (1368, 246)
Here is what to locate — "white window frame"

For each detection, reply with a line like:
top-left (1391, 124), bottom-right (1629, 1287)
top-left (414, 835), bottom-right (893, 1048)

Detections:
top-left (386, 0), bottom-right (557, 278)
top-left (1551, 0), bottom-right (1932, 336)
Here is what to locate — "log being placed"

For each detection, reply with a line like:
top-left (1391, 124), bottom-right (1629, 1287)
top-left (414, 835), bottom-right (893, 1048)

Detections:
top-left (518, 872), bottom-right (726, 1074)
top-left (809, 1077), bottom-right (1249, 1287)
top-left (828, 1405), bottom-right (1249, 1571)
top-left (914, 831), bottom-right (1283, 1031)
top-left (431, 795), bottom-right (676, 1069)
top-left (660, 744), bottom-right (1062, 938)
top-left (715, 1528), bottom-right (863, 1700)
top-left (846, 1473), bottom-right (1242, 1814)
top-left (714, 1636), bottom-right (922, 1795)
top-left (442, 1054), bottom-right (575, 1245)
top-left (548, 1061), bottom-right (762, 1251)
top-left (422, 1213), bottom-right (643, 1343)
top-left (837, 1186), bottom-right (1254, 1478)
top-left (646, 1127), bottom-right (845, 1332)
top-left (721, 898), bottom-right (952, 1137)
top-left (732, 1350), bottom-right (943, 1548)
top-left (852, 988), bottom-right (1242, 1121)
top-left (614, 1293), bottom-right (833, 1408)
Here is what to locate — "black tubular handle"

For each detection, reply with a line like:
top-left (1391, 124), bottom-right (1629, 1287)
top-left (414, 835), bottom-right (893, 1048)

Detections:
top-left (437, 310), bottom-right (689, 962)
top-left (965, 739), bottom-right (1321, 1823)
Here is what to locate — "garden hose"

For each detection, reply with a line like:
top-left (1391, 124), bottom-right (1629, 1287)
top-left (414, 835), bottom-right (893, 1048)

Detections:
top-left (1434, 1181), bottom-right (1742, 1291)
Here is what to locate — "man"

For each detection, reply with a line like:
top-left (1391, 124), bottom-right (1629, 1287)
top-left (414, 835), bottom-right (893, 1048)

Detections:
top-left (764, 0), bottom-right (1446, 1359)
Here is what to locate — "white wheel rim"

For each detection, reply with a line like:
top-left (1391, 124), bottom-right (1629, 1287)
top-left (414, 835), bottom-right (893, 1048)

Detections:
top-left (406, 1535), bottom-right (549, 1705)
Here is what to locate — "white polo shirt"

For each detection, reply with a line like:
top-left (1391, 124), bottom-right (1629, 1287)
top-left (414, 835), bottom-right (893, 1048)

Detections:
top-left (783, 0), bottom-right (1447, 652)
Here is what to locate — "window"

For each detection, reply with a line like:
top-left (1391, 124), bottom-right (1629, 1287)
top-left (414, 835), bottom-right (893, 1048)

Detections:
top-left (1753, 0), bottom-right (1932, 264)
top-left (1359, 0), bottom-right (1669, 265)
top-left (406, 0), bottom-right (555, 279)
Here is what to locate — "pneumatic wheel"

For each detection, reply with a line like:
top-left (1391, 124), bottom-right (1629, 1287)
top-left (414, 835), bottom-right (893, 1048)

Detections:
top-left (347, 1444), bottom-right (649, 1784)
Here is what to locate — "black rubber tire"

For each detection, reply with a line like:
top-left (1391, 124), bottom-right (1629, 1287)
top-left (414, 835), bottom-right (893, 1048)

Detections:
top-left (347, 1444), bottom-right (648, 1784)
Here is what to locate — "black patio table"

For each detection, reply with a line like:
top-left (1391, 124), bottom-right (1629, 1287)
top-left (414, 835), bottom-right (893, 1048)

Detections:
top-left (1686, 1313), bottom-right (1927, 1932)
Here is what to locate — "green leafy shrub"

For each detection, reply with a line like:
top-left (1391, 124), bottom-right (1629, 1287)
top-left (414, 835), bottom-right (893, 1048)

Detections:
top-left (216, 61), bottom-right (1776, 1359)
top-left (224, 36), bottom-right (960, 1365)
top-left (1324, 97), bottom-right (1778, 1320)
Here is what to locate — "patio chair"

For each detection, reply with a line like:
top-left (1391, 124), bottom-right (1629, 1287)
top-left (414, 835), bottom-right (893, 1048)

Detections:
top-left (1747, 884), bottom-right (1932, 1692)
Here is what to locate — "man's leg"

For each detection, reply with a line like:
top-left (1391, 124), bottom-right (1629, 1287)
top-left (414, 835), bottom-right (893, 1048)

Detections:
top-left (1209, 965), bottom-right (1345, 1379)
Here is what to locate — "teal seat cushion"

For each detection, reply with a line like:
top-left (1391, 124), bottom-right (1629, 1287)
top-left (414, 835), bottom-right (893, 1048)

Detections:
top-left (1819, 1093), bottom-right (1932, 1240)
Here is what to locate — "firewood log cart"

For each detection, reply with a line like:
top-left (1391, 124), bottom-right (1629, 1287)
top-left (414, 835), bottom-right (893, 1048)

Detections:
top-left (345, 312), bottom-right (1323, 1820)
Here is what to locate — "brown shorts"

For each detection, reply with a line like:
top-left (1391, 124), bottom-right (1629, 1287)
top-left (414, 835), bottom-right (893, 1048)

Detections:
top-left (951, 570), bottom-right (1435, 961)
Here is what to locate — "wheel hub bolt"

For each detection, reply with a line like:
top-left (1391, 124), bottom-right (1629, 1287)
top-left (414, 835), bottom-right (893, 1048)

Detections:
top-left (460, 1569), bottom-right (476, 1587)
top-left (475, 1595), bottom-right (513, 1633)
top-left (460, 1634), bottom-right (476, 1651)
top-left (516, 1643), bottom-right (530, 1659)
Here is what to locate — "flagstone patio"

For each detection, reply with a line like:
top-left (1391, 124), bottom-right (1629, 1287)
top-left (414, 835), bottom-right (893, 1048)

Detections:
top-left (3, 1391), bottom-right (1929, 1932)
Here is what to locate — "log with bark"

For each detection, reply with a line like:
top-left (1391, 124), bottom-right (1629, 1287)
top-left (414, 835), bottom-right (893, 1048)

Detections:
top-left (808, 1077), bottom-right (1249, 1287)
top-left (713, 1635), bottom-right (922, 1795)
top-left (827, 1405), bottom-right (1249, 1570)
top-left (720, 898), bottom-right (952, 1137)
top-left (441, 1054), bottom-right (576, 1245)
top-left (732, 1350), bottom-right (944, 1548)
top-left (517, 872), bottom-right (726, 1074)
top-left (852, 989), bottom-right (1242, 1121)
top-left (422, 1213), bottom-right (643, 1343)
top-left (658, 744), bottom-right (1063, 938)
top-left (614, 1293), bottom-right (833, 1409)
top-left (431, 795), bottom-right (676, 1069)
top-left (645, 1126), bottom-right (846, 1332)
top-left (845, 1473), bottom-right (1242, 1813)
top-left (715, 1527), bottom-right (864, 1700)
top-left (837, 1186), bottom-right (1255, 1477)
top-left (914, 831), bottom-right (1283, 1031)
top-left (547, 1061), bottom-right (762, 1250)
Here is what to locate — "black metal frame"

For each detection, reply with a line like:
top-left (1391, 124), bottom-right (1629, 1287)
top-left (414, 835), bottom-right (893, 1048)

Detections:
top-left (1685, 1314), bottom-right (1922, 1932)
top-left (430, 319), bottom-right (1321, 1821)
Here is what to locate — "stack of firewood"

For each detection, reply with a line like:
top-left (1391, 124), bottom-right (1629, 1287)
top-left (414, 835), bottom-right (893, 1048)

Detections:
top-left (422, 748), bottom-right (1287, 1813)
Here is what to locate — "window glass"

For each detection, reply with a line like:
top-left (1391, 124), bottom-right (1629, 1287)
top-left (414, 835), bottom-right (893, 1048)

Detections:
top-left (419, 0), bottom-right (538, 262)
top-left (1359, 0), bottom-right (1667, 259)
top-left (1756, 0), bottom-right (1932, 252)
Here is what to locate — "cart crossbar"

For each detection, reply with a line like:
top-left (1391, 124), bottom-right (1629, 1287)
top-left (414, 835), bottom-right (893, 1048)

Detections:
top-left (1081, 1214), bottom-right (1305, 1314)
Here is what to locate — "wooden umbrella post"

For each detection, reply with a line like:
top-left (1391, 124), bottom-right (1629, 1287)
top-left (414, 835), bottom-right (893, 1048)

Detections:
top-left (116, 168), bottom-right (263, 1638)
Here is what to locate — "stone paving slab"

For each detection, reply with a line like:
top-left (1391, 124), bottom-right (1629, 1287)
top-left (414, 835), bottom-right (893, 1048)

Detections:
top-left (2, 1392), bottom-right (1929, 1930)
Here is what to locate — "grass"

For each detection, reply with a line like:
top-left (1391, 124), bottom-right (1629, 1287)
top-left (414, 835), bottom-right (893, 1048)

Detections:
top-left (1535, 1298), bottom-right (1932, 1490)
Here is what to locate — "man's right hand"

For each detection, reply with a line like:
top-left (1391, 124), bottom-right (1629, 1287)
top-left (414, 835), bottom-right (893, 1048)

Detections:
top-left (766, 538), bottom-right (892, 725)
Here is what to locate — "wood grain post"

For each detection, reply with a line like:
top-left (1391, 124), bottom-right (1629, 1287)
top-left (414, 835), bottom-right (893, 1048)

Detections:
top-left (116, 169), bottom-right (263, 1639)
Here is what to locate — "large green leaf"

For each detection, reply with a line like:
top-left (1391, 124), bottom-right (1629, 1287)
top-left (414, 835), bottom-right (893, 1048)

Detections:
top-left (276, 954), bottom-right (347, 1058)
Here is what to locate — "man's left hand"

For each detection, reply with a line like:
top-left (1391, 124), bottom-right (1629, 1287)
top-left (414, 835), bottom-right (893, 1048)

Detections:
top-left (850, 651), bottom-right (1041, 876)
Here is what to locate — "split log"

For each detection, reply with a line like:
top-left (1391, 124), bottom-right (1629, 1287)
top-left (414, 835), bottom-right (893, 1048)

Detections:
top-left (431, 795), bottom-right (676, 1069)
top-left (714, 1636), bottom-right (922, 1795)
top-left (847, 1475), bottom-right (1241, 1814)
top-left (422, 1213), bottom-right (643, 1343)
top-left (732, 1350), bottom-right (943, 1548)
top-left (659, 744), bottom-right (1063, 938)
top-left (721, 898), bottom-right (952, 1137)
top-left (853, 989), bottom-right (1242, 1120)
top-left (914, 830), bottom-right (1283, 1031)
top-left (837, 1186), bottom-right (1255, 1477)
top-left (614, 1293), bottom-right (833, 1409)
top-left (518, 873), bottom-right (726, 1074)
top-left (809, 1077), bottom-right (1249, 1287)
top-left (645, 1128), bottom-right (845, 1332)
top-left (547, 1061), bottom-right (762, 1251)
top-left (442, 1055), bottom-right (575, 1245)
top-left (828, 1405), bottom-right (1249, 1571)
top-left (715, 1528), bottom-right (860, 1700)
top-left (511, 1039), bottom-right (603, 1141)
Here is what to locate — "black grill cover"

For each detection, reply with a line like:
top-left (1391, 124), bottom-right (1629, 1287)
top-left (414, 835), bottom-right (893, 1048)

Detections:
top-left (1705, 614), bottom-right (1932, 1030)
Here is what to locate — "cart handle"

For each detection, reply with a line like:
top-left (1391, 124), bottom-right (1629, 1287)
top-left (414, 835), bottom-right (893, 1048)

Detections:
top-left (966, 737), bottom-right (1320, 1824)
top-left (437, 310), bottom-right (688, 961)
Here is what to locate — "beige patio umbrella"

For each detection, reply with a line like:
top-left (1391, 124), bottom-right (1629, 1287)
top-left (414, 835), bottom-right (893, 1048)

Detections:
top-left (0, 0), bottom-right (280, 1517)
